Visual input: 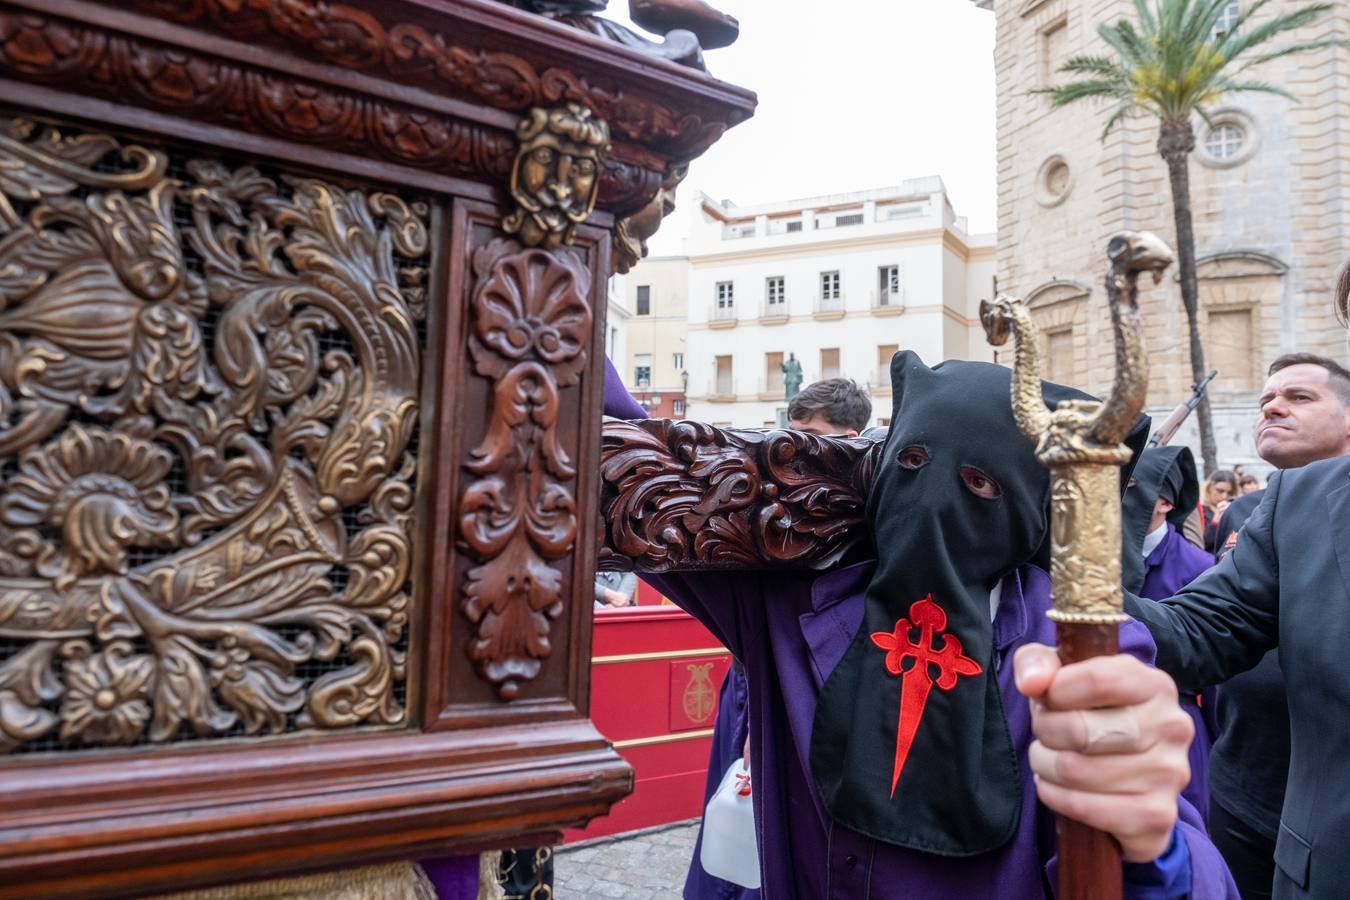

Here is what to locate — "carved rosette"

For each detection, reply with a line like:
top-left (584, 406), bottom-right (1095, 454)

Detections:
top-left (460, 238), bottom-right (592, 700)
top-left (600, 419), bottom-right (884, 572)
top-left (0, 118), bottom-right (428, 752)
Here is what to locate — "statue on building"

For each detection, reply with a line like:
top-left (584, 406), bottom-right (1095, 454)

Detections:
top-left (782, 352), bottom-right (803, 399)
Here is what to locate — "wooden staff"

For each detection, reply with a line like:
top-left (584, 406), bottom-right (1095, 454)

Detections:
top-left (980, 231), bottom-right (1174, 900)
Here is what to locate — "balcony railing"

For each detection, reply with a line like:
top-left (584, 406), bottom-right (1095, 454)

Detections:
top-left (761, 299), bottom-right (788, 319)
top-left (813, 295), bottom-right (844, 316)
top-left (757, 375), bottom-right (788, 398)
top-left (708, 377), bottom-right (736, 399)
top-left (710, 304), bottom-right (737, 323)
top-left (871, 289), bottom-right (904, 310)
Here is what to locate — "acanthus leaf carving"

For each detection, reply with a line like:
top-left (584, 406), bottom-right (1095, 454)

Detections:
top-left (459, 238), bottom-right (590, 700)
top-left (600, 420), bottom-right (884, 573)
top-left (0, 118), bottom-right (427, 752)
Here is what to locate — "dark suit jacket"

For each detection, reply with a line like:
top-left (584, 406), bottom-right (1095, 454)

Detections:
top-left (1125, 457), bottom-right (1350, 899)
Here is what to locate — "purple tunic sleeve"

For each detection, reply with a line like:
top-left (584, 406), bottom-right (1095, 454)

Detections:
top-left (602, 356), bottom-right (646, 420)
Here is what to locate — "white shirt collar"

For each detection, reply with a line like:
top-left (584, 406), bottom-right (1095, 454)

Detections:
top-left (1141, 521), bottom-right (1168, 559)
top-left (988, 579), bottom-right (1003, 623)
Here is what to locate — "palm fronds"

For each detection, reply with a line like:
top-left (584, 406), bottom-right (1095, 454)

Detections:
top-left (1046, 0), bottom-right (1343, 127)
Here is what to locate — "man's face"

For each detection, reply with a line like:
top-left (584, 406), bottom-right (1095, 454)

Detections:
top-left (1254, 363), bottom-right (1350, 468)
top-left (788, 414), bottom-right (857, 438)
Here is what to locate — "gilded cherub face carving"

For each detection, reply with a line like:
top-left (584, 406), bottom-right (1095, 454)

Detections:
top-left (503, 103), bottom-right (610, 249)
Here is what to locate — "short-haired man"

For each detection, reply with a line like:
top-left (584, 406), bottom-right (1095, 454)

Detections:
top-left (786, 377), bottom-right (871, 436)
top-left (1201, 352), bottom-right (1350, 899)
top-left (686, 378), bottom-right (872, 900)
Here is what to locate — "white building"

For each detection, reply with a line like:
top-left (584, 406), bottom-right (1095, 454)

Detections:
top-left (682, 178), bottom-right (996, 427)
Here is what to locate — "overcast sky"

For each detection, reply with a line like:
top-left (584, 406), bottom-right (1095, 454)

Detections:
top-left (609, 0), bottom-right (998, 254)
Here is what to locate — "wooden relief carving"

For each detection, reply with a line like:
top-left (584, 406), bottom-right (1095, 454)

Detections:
top-left (0, 118), bottom-right (428, 752)
top-left (599, 419), bottom-right (885, 572)
top-left (502, 104), bottom-right (611, 249)
top-left (0, 10), bottom-right (517, 185)
top-left (460, 238), bottom-right (591, 700)
top-left (119, 0), bottom-right (743, 155)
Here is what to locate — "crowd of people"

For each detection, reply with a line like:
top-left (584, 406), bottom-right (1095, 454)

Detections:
top-left (597, 263), bottom-right (1350, 899)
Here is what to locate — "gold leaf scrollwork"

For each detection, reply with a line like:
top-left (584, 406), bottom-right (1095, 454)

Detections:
top-left (460, 238), bottom-right (592, 700)
top-left (0, 118), bottom-right (429, 752)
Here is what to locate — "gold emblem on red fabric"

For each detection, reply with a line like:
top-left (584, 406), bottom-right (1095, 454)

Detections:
top-left (682, 662), bottom-right (716, 724)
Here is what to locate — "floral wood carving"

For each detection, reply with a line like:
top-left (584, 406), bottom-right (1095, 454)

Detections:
top-left (117, 0), bottom-right (743, 155)
top-left (460, 238), bottom-right (591, 700)
top-left (0, 117), bottom-right (427, 752)
top-left (599, 419), bottom-right (885, 572)
top-left (502, 104), bottom-right (611, 249)
top-left (0, 10), bottom-right (517, 185)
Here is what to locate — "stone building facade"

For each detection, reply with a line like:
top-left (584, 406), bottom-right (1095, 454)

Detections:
top-left (976, 0), bottom-right (1350, 473)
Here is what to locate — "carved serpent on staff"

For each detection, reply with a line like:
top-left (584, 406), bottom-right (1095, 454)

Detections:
top-left (978, 231), bottom-right (1173, 627)
top-left (980, 231), bottom-right (1173, 463)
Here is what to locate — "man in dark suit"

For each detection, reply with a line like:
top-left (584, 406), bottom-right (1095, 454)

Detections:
top-left (1202, 353), bottom-right (1350, 899)
top-left (1113, 458), bottom-right (1350, 899)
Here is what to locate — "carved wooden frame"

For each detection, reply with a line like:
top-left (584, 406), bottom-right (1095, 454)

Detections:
top-left (0, 1), bottom-right (755, 896)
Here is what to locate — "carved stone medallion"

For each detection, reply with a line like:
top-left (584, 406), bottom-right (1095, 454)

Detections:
top-left (0, 118), bottom-right (428, 752)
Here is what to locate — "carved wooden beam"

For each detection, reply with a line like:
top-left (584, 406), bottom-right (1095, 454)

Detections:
top-left (599, 419), bottom-right (884, 573)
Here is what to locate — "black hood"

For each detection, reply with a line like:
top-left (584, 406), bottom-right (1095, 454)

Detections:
top-left (1121, 445), bottom-right (1199, 590)
top-left (810, 351), bottom-right (1148, 855)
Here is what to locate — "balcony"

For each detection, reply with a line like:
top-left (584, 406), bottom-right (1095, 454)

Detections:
top-left (706, 378), bottom-right (736, 402)
top-left (757, 375), bottom-right (788, 401)
top-left (870, 289), bottom-right (905, 315)
top-left (812, 295), bottom-right (845, 320)
top-left (869, 367), bottom-right (894, 395)
top-left (709, 304), bottom-right (737, 329)
top-left (759, 299), bottom-right (789, 324)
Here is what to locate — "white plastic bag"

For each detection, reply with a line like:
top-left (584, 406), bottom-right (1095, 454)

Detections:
top-left (699, 758), bottom-right (761, 889)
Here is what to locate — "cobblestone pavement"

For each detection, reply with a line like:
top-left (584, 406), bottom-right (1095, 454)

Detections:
top-left (553, 819), bottom-right (699, 899)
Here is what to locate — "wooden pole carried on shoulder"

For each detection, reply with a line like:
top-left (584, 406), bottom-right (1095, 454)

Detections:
top-left (980, 231), bottom-right (1174, 900)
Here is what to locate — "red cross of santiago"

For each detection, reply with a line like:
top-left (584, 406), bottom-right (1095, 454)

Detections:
top-left (871, 594), bottom-right (982, 796)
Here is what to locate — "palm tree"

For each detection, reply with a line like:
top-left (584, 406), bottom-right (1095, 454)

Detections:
top-left (1046, 0), bottom-right (1340, 475)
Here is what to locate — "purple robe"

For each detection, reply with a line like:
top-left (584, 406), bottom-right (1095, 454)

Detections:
top-left (685, 664), bottom-right (760, 900)
top-left (647, 564), bottom-right (1237, 899)
top-left (420, 856), bottom-right (479, 899)
top-left (1140, 524), bottom-right (1218, 825)
top-left (1141, 523), bottom-right (1214, 601)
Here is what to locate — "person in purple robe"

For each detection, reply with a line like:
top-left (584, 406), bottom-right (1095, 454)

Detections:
top-left (1122, 445), bottom-right (1217, 825)
top-left (605, 352), bottom-right (1236, 899)
top-left (682, 377), bottom-right (872, 900)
